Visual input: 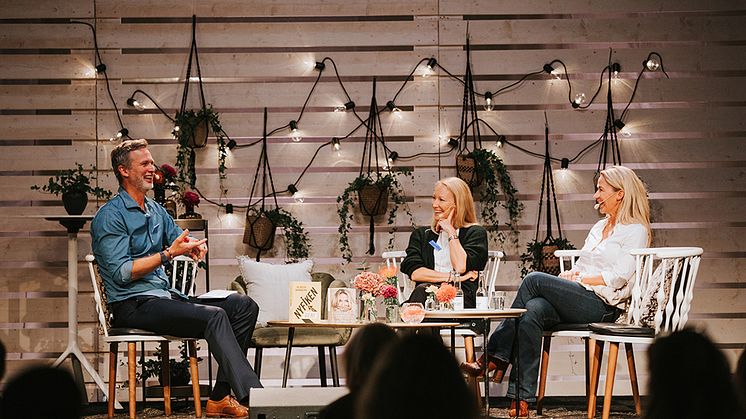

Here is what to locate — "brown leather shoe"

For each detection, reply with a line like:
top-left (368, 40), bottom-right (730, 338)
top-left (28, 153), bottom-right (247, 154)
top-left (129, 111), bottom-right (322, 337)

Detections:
top-left (206, 395), bottom-right (249, 418)
top-left (508, 400), bottom-right (529, 418)
top-left (459, 353), bottom-right (509, 383)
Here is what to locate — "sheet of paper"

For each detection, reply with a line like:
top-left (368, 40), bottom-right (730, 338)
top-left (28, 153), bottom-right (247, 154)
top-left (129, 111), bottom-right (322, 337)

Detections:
top-left (197, 289), bottom-right (238, 299)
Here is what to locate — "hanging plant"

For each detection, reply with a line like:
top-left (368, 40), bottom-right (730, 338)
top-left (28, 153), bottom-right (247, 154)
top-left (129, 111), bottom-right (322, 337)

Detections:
top-left (460, 148), bottom-right (523, 246)
top-left (173, 106), bottom-right (229, 188)
top-left (519, 114), bottom-right (574, 277)
top-left (337, 171), bottom-right (413, 263)
top-left (520, 237), bottom-right (575, 277)
top-left (266, 207), bottom-right (312, 262)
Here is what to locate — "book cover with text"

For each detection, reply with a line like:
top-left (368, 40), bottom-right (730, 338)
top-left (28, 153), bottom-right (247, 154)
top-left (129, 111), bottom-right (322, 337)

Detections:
top-left (289, 281), bottom-right (322, 323)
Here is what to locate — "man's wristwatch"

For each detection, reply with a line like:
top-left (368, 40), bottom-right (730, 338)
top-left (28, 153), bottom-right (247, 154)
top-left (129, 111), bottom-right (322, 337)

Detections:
top-left (159, 248), bottom-right (173, 265)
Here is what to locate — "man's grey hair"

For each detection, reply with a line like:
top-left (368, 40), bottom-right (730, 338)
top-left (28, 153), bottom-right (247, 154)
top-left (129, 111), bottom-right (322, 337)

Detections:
top-left (111, 139), bottom-right (149, 184)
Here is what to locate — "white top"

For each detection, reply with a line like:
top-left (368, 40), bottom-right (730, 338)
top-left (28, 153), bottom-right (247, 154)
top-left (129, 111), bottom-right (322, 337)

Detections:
top-left (574, 219), bottom-right (649, 308)
top-left (433, 229), bottom-right (458, 273)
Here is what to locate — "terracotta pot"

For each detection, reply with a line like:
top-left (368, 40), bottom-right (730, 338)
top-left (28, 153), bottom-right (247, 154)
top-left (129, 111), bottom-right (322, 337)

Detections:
top-left (243, 212), bottom-right (277, 251)
top-left (456, 155), bottom-right (483, 187)
top-left (62, 190), bottom-right (88, 215)
top-left (358, 184), bottom-right (389, 216)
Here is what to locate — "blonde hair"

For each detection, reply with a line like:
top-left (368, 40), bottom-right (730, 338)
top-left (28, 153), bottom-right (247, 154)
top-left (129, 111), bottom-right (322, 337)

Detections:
top-left (599, 166), bottom-right (652, 245)
top-left (430, 177), bottom-right (479, 230)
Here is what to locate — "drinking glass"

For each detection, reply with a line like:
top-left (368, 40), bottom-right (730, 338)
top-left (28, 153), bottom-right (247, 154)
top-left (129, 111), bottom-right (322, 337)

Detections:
top-left (490, 291), bottom-right (506, 310)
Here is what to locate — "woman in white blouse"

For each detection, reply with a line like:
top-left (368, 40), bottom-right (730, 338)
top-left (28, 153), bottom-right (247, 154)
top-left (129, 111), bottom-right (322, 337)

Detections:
top-left (461, 166), bottom-right (652, 417)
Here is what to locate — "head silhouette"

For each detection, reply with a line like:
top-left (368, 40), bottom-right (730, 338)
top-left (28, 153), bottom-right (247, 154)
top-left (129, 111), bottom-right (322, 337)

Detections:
top-left (344, 322), bottom-right (398, 392)
top-left (645, 328), bottom-right (739, 419)
top-left (1, 365), bottom-right (82, 419)
top-left (357, 333), bottom-right (478, 419)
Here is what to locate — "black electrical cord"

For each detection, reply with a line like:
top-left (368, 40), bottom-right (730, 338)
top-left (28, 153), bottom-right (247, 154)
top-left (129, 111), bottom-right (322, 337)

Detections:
top-left (128, 89), bottom-right (175, 122)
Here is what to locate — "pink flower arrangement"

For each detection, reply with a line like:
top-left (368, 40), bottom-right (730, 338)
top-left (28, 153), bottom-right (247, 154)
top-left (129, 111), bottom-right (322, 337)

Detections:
top-left (353, 271), bottom-right (384, 296)
top-left (378, 265), bottom-right (397, 280)
top-left (435, 283), bottom-right (457, 303)
top-left (181, 191), bottom-right (200, 207)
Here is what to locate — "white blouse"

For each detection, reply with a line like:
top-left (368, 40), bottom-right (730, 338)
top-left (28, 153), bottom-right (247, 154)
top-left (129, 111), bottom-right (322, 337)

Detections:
top-left (574, 219), bottom-right (649, 308)
top-left (433, 229), bottom-right (458, 273)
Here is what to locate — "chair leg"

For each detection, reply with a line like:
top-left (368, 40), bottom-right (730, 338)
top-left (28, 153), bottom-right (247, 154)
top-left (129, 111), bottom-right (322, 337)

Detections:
top-left (329, 346), bottom-right (340, 387)
top-left (624, 343), bottom-right (641, 416)
top-left (587, 339), bottom-right (605, 419)
top-left (254, 347), bottom-right (263, 378)
top-left (318, 346), bottom-right (327, 387)
top-left (463, 335), bottom-right (480, 408)
top-left (161, 341), bottom-right (171, 416)
top-left (127, 342), bottom-right (137, 419)
top-left (537, 335), bottom-right (552, 415)
top-left (601, 343), bottom-right (620, 419)
top-left (140, 341), bottom-right (146, 407)
top-left (188, 341), bottom-right (202, 418)
top-left (584, 337), bottom-right (591, 402)
top-left (108, 343), bottom-right (118, 418)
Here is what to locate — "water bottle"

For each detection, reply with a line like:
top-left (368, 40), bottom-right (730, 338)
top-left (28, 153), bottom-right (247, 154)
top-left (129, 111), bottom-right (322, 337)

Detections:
top-left (452, 270), bottom-right (464, 310)
top-left (475, 272), bottom-right (488, 310)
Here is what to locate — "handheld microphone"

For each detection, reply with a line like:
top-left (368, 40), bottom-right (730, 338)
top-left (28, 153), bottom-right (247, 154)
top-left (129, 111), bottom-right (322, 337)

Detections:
top-left (594, 195), bottom-right (612, 210)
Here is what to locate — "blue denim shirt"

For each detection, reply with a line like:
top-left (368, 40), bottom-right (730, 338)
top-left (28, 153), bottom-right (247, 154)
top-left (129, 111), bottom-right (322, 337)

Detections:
top-left (91, 187), bottom-right (184, 303)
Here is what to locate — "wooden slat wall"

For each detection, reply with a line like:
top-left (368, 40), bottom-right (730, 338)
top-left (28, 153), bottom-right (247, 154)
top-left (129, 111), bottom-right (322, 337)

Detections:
top-left (1, 0), bottom-right (745, 400)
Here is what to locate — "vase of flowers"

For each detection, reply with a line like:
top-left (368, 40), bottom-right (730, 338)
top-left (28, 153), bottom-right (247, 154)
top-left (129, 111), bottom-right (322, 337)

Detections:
top-left (353, 271), bottom-right (384, 322)
top-left (382, 285), bottom-right (399, 323)
top-left (425, 284), bottom-right (439, 310)
top-left (435, 282), bottom-right (458, 310)
top-left (179, 190), bottom-right (201, 219)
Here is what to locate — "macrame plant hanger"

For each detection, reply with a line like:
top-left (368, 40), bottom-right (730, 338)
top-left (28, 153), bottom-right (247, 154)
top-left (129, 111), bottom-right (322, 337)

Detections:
top-left (455, 33), bottom-right (485, 187)
top-left (533, 114), bottom-right (566, 275)
top-left (243, 108), bottom-right (280, 261)
top-left (358, 77), bottom-right (391, 256)
top-left (176, 15), bottom-right (209, 187)
top-left (595, 52), bottom-right (623, 184)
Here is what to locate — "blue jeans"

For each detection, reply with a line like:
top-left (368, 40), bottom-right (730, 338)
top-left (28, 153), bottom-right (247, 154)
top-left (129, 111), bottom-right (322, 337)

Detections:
top-left (486, 272), bottom-right (620, 402)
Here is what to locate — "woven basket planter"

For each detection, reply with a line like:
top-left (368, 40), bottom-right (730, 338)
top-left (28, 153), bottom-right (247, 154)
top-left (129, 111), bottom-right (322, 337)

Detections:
top-left (456, 155), bottom-right (483, 188)
top-left (539, 245), bottom-right (561, 276)
top-left (243, 212), bottom-right (277, 251)
top-left (358, 184), bottom-right (389, 217)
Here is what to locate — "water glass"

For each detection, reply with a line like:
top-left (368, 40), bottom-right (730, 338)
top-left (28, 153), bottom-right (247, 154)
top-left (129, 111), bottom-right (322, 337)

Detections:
top-left (490, 292), bottom-right (506, 310)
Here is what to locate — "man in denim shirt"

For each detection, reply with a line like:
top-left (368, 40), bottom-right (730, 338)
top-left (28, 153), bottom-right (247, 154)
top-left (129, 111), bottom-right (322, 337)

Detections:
top-left (91, 139), bottom-right (259, 418)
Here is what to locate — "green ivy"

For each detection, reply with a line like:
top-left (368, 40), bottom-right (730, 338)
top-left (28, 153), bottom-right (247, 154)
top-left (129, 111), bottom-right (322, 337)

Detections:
top-left (467, 149), bottom-right (523, 246)
top-left (173, 105), bottom-right (229, 189)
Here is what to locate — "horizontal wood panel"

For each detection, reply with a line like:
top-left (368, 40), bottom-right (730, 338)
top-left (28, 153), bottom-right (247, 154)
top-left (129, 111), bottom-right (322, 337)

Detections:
top-left (439, 0), bottom-right (744, 15)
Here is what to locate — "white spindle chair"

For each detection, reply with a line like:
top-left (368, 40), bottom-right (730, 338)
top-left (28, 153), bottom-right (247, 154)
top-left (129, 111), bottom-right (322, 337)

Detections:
top-left (587, 247), bottom-right (703, 419)
top-left (87, 255), bottom-right (202, 419)
top-left (536, 249), bottom-right (588, 415)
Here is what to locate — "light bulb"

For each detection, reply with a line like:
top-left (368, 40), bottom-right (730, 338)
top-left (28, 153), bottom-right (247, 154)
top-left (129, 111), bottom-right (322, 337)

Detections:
top-left (292, 191), bottom-right (305, 203)
top-left (551, 69), bottom-right (562, 80)
top-left (173, 125), bottom-right (180, 132)
top-left (127, 98), bottom-right (145, 111)
top-left (646, 58), bottom-right (660, 71)
top-left (331, 137), bottom-right (341, 153)
top-left (291, 133), bottom-right (302, 142)
top-left (484, 92), bottom-right (494, 112)
top-left (574, 93), bottom-right (586, 106)
top-left (289, 120), bottom-right (301, 141)
top-left (334, 105), bottom-right (345, 112)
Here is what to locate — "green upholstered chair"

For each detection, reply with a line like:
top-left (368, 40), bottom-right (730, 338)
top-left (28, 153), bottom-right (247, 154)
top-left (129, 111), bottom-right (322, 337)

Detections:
top-left (229, 272), bottom-right (352, 386)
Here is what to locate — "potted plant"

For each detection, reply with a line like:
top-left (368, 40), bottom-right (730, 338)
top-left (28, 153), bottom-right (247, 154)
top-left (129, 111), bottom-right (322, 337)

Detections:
top-left (178, 190), bottom-right (201, 219)
top-left (336, 172), bottom-right (414, 263)
top-left (243, 207), bottom-right (311, 262)
top-left (173, 105), bottom-right (229, 188)
top-left (31, 163), bottom-right (112, 215)
top-left (138, 342), bottom-right (200, 387)
top-left (519, 237), bottom-right (575, 277)
top-left (456, 148), bottom-right (523, 246)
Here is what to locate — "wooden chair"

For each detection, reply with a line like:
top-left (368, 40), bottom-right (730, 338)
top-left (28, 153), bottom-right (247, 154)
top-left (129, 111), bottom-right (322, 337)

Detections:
top-left (537, 249), bottom-right (589, 415)
top-left (587, 247), bottom-right (703, 419)
top-left (86, 255), bottom-right (202, 419)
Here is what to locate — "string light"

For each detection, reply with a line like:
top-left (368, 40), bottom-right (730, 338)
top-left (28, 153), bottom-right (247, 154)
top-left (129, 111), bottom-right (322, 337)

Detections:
top-left (227, 139), bottom-right (237, 150)
top-left (496, 135), bottom-right (505, 148)
top-left (484, 91), bottom-right (494, 111)
top-left (225, 203), bottom-right (233, 214)
top-left (645, 57), bottom-right (660, 71)
top-left (572, 92), bottom-right (586, 108)
top-left (448, 138), bottom-right (459, 148)
top-left (423, 57), bottom-right (437, 77)
top-left (560, 158), bottom-right (569, 169)
top-left (95, 63), bottom-right (107, 73)
top-left (611, 63), bottom-right (621, 78)
top-left (386, 101), bottom-right (401, 113)
top-left (289, 120), bottom-right (302, 142)
top-left (331, 137), bottom-right (341, 152)
top-left (334, 101), bottom-right (356, 112)
top-left (314, 61), bottom-right (325, 71)
top-left (387, 151), bottom-right (398, 164)
top-left (287, 184), bottom-right (304, 203)
top-left (109, 128), bottom-right (128, 143)
top-left (126, 98), bottom-right (144, 111)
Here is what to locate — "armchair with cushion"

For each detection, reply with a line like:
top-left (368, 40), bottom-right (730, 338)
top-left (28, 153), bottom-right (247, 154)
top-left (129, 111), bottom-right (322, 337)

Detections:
top-left (229, 272), bottom-right (352, 386)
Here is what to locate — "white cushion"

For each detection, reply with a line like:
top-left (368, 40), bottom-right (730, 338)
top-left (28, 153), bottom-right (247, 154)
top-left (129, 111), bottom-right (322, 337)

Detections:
top-left (237, 257), bottom-right (314, 326)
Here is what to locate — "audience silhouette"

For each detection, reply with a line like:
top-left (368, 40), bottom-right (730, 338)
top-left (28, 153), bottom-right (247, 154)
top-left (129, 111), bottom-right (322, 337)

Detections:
top-left (320, 323), bottom-right (398, 419)
top-left (644, 328), bottom-right (740, 419)
top-left (357, 333), bottom-right (478, 419)
top-left (1, 365), bottom-right (82, 419)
